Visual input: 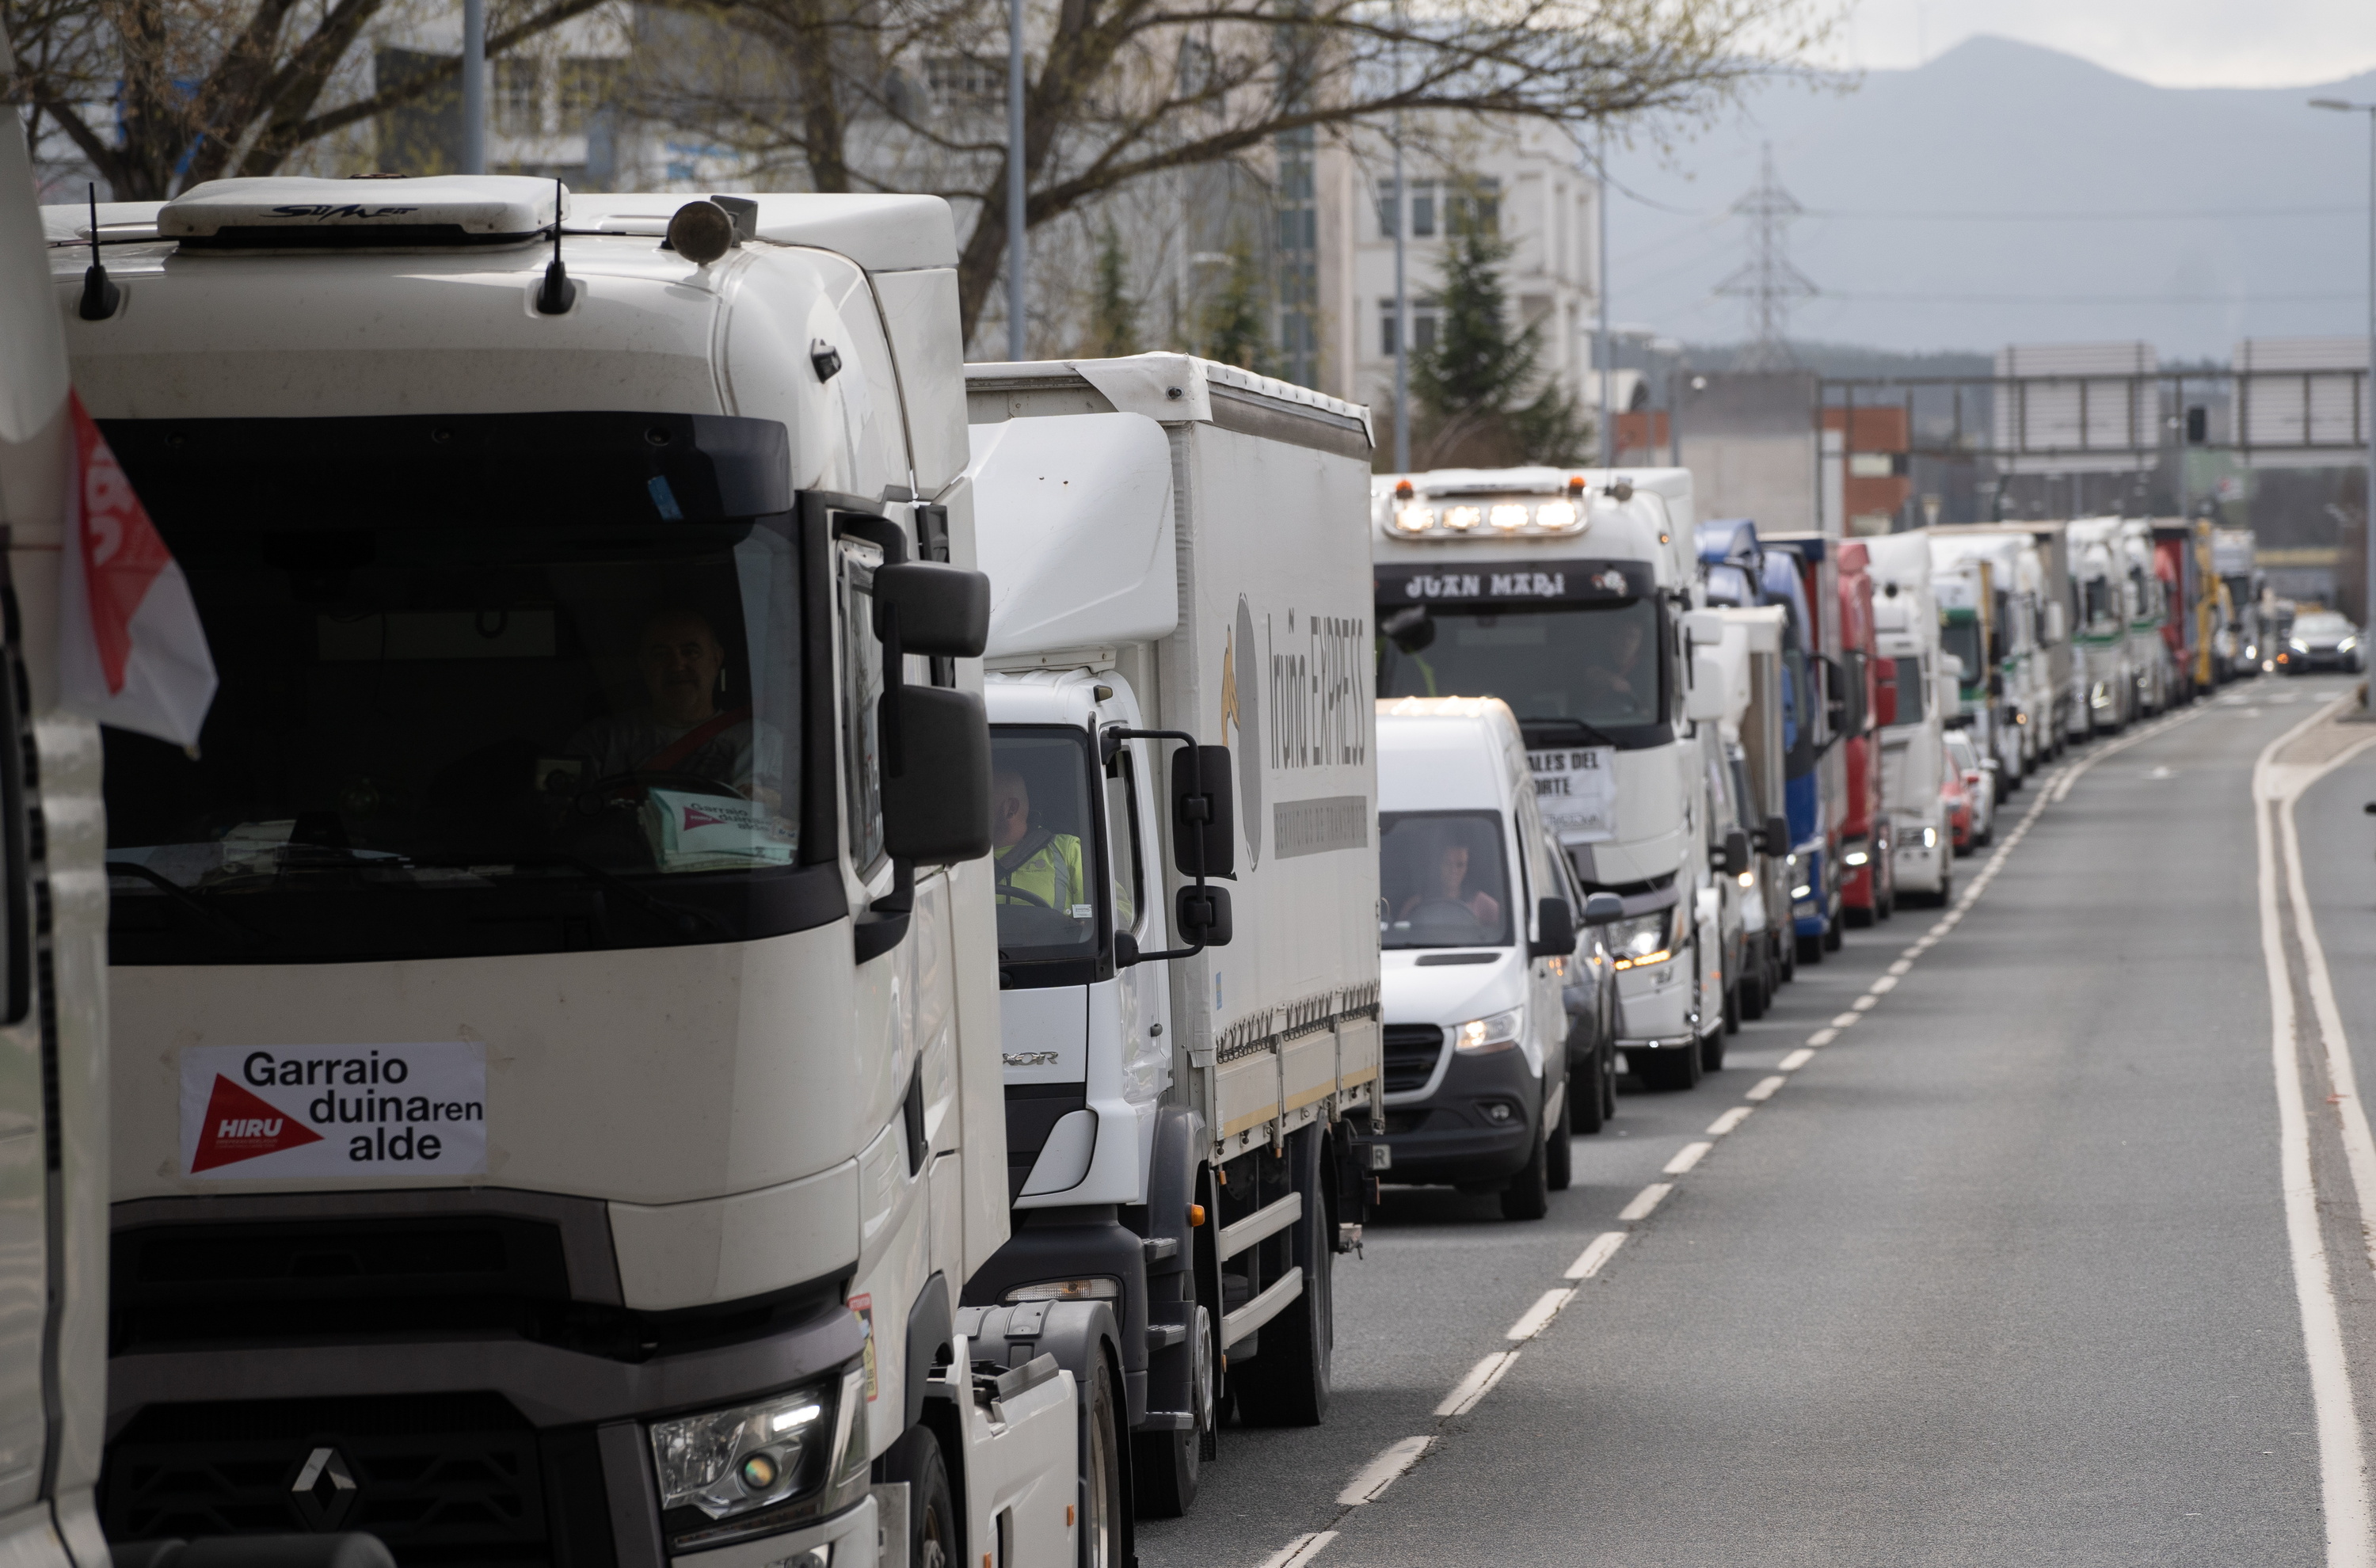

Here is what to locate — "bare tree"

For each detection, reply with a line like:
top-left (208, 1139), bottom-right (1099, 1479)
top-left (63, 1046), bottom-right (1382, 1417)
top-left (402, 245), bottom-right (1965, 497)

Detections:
top-left (632, 0), bottom-right (1840, 344)
top-left (3, 0), bottom-right (616, 199)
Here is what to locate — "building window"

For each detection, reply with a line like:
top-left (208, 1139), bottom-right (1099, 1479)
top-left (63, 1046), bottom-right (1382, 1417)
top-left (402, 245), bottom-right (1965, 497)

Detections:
top-left (494, 57), bottom-right (542, 136)
top-left (925, 55), bottom-right (1002, 103)
top-left (558, 59), bottom-right (619, 129)
top-left (1380, 300), bottom-right (1437, 356)
top-left (1445, 177), bottom-right (1499, 236)
top-left (1412, 182), bottom-right (1434, 238)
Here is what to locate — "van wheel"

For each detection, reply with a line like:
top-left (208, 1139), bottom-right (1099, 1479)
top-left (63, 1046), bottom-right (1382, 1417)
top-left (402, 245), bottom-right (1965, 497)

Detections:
top-left (1500, 1132), bottom-right (1550, 1220)
top-left (1822, 914), bottom-right (1843, 953)
top-left (1546, 1121), bottom-right (1572, 1192)
top-left (1795, 931), bottom-right (1824, 966)
top-left (1569, 1048), bottom-right (1606, 1134)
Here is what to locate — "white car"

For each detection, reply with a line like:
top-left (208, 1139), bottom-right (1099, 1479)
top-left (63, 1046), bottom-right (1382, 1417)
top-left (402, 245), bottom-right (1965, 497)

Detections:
top-left (1944, 728), bottom-right (1996, 850)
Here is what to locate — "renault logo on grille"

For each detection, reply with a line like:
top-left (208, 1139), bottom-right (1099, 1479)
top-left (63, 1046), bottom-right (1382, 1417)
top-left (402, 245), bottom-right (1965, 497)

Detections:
top-left (291, 1446), bottom-right (358, 1531)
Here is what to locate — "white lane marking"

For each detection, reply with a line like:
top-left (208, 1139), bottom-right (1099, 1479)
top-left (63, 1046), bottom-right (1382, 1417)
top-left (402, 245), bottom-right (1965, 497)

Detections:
top-left (1707, 1106), bottom-right (1752, 1136)
top-left (2272, 724), bottom-right (2376, 1280)
top-left (1567, 1231), bottom-right (1628, 1278)
top-left (1338, 1437), bottom-right (1433, 1505)
top-left (1805, 1027), bottom-right (1839, 1046)
top-left (1435, 1350), bottom-right (1519, 1417)
top-left (1830, 1011), bottom-right (1861, 1028)
top-left (1869, 973), bottom-right (1900, 993)
top-left (1928, 920), bottom-right (1955, 936)
top-left (1888, 959), bottom-right (1915, 975)
top-left (1505, 1288), bottom-right (1576, 1341)
top-left (1851, 994), bottom-right (1879, 1011)
top-left (1663, 1141), bottom-right (1713, 1174)
top-left (2252, 694), bottom-right (2375, 1566)
top-left (1746, 1075), bottom-right (1787, 1102)
top-left (1778, 1048), bottom-right (1816, 1071)
top-left (1258, 1532), bottom-right (1340, 1568)
top-left (1617, 1182), bottom-right (1671, 1220)
top-left (2146, 765), bottom-right (2174, 779)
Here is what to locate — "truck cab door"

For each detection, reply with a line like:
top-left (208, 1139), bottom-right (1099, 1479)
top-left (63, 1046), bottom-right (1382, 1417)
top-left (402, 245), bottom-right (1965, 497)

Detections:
top-left (1098, 683), bottom-right (1170, 1126)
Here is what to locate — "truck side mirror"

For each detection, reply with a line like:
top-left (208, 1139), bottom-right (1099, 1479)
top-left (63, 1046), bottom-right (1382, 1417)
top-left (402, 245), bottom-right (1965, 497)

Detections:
top-left (1758, 814), bottom-right (1791, 854)
top-left (872, 561), bottom-right (990, 657)
top-left (1685, 651), bottom-right (1727, 722)
top-left (1171, 744), bottom-right (1235, 878)
top-left (1113, 931), bottom-right (1140, 968)
top-left (1986, 671), bottom-right (2005, 699)
top-left (1529, 896), bottom-right (1574, 959)
top-left (1580, 891), bottom-right (1626, 926)
top-left (1176, 884), bottom-right (1232, 947)
top-left (881, 687), bottom-right (992, 864)
top-left (1718, 828), bottom-right (1750, 877)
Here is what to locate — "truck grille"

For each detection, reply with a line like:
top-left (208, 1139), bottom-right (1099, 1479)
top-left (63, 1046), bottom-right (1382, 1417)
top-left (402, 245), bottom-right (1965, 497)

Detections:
top-left (101, 1393), bottom-right (552, 1566)
top-left (1383, 1025), bottom-right (1445, 1094)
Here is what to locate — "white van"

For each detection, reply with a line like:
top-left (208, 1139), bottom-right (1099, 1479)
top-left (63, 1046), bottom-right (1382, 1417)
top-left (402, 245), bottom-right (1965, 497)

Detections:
top-left (1370, 698), bottom-right (1615, 1220)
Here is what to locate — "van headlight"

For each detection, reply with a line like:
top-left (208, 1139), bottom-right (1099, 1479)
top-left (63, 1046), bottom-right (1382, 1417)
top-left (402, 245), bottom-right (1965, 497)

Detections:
top-left (1453, 1007), bottom-right (1526, 1053)
top-left (651, 1364), bottom-right (870, 1547)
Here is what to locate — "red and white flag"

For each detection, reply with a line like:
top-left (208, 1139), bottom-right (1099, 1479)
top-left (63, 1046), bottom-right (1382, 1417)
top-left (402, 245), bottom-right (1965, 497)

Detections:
top-left (56, 390), bottom-right (216, 746)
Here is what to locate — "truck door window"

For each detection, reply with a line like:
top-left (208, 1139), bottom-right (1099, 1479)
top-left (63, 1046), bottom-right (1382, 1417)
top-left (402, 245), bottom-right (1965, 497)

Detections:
top-left (1379, 810), bottom-right (1511, 949)
top-left (1888, 658), bottom-right (1925, 725)
top-left (1102, 749), bottom-right (1144, 936)
top-left (837, 542), bottom-right (889, 877)
top-left (988, 726), bottom-right (1102, 976)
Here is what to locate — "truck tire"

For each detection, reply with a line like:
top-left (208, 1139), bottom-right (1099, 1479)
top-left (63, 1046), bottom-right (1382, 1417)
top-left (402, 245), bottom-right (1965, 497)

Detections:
top-left (1232, 1134), bottom-right (1331, 1426)
top-left (1822, 913), bottom-right (1842, 953)
top-left (1796, 930), bottom-right (1824, 966)
top-left (1723, 981), bottom-right (1741, 1034)
top-left (1568, 1045), bottom-right (1606, 1134)
top-left (1131, 1300), bottom-right (1213, 1517)
top-left (881, 1429), bottom-right (957, 1568)
top-left (1546, 1119), bottom-right (1573, 1191)
top-left (1634, 1042), bottom-right (1700, 1092)
top-left (1080, 1357), bottom-right (1126, 1568)
top-left (1699, 1021), bottom-right (1725, 1074)
top-left (1739, 969), bottom-right (1766, 1021)
top-left (1500, 1130), bottom-right (1550, 1220)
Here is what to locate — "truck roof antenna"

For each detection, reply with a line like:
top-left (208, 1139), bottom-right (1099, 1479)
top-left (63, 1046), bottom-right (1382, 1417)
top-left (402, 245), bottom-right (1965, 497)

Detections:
top-left (535, 177), bottom-right (572, 315)
top-left (78, 184), bottom-right (119, 322)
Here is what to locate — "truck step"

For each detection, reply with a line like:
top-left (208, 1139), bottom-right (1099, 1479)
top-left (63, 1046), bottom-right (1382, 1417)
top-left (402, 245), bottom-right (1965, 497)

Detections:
top-left (1218, 1193), bottom-right (1302, 1262)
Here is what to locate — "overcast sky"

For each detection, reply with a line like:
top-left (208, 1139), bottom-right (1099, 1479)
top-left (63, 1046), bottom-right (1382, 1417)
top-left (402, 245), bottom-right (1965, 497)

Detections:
top-left (1826, 0), bottom-right (2376, 87)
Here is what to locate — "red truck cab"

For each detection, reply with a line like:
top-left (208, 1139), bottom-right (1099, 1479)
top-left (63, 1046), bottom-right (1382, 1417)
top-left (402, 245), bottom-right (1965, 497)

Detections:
top-left (1834, 541), bottom-right (1893, 924)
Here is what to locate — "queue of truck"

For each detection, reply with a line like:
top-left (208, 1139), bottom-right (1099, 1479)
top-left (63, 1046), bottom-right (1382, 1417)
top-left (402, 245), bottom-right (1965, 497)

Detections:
top-left (0, 132), bottom-right (2339, 1568)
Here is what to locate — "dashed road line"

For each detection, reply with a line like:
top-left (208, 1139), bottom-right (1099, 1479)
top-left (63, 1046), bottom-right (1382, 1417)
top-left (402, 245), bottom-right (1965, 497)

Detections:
top-left (1505, 1288), bottom-right (1575, 1341)
top-left (1566, 1231), bottom-right (1628, 1278)
top-left (1745, 1075), bottom-right (1786, 1102)
top-left (1337, 1437), bottom-right (1433, 1505)
top-left (1435, 1351), bottom-right (1521, 1417)
top-left (1707, 1106), bottom-right (1753, 1136)
top-left (1777, 1048), bottom-right (1816, 1071)
top-left (1662, 1141), bottom-right (1712, 1175)
top-left (1257, 1532), bottom-right (1340, 1568)
top-left (1616, 1182), bottom-right (1671, 1221)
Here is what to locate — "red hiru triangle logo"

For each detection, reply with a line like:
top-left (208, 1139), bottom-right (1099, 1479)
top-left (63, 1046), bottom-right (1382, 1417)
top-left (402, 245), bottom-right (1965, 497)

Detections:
top-left (190, 1074), bottom-right (323, 1172)
top-left (682, 801), bottom-right (729, 830)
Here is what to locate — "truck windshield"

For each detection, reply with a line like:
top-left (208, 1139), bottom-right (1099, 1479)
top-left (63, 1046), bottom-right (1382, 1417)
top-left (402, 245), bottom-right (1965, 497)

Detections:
top-left (1377, 599), bottom-right (1669, 748)
top-left (104, 517), bottom-right (807, 963)
top-left (988, 727), bottom-right (1104, 972)
top-left (1941, 621), bottom-right (1984, 685)
top-left (1380, 811), bottom-right (1512, 948)
top-left (2082, 577), bottom-right (2118, 626)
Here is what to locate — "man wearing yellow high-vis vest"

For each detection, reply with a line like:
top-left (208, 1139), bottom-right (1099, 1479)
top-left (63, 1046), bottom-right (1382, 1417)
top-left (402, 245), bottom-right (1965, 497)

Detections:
top-left (990, 768), bottom-right (1086, 913)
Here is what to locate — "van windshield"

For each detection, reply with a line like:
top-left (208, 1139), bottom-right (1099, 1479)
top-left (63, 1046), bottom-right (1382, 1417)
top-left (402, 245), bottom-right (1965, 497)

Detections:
top-left (104, 517), bottom-right (807, 963)
top-left (1380, 811), bottom-right (1512, 949)
top-left (1377, 599), bottom-right (1668, 748)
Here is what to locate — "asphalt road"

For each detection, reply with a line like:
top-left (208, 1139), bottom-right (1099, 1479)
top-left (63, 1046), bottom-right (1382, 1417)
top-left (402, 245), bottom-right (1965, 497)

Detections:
top-left (1140, 674), bottom-right (2367, 1568)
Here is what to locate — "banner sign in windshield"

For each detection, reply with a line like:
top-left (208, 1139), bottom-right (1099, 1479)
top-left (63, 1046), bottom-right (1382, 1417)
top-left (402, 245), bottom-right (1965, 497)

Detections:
top-left (1373, 559), bottom-right (1652, 607)
top-left (1529, 746), bottom-right (1618, 840)
top-left (180, 1041), bottom-right (488, 1178)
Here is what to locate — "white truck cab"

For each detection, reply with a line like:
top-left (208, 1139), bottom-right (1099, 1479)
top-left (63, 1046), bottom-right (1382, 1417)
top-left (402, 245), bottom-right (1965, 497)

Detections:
top-left (51, 176), bottom-right (1092, 1568)
top-left (1373, 698), bottom-right (1605, 1219)
top-left (1373, 468), bottom-right (1719, 1091)
top-left (1864, 533), bottom-right (1951, 904)
top-left (2066, 517), bottom-right (2138, 732)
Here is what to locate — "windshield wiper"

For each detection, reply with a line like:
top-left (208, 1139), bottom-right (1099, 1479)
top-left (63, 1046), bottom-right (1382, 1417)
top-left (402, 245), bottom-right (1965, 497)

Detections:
top-left (105, 859), bottom-right (276, 950)
top-left (1517, 715), bottom-right (1624, 748)
top-left (451, 854), bottom-right (731, 942)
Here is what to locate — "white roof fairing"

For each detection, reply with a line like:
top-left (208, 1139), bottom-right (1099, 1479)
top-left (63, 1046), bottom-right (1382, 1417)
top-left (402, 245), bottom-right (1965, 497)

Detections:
top-left (969, 412), bottom-right (1178, 660)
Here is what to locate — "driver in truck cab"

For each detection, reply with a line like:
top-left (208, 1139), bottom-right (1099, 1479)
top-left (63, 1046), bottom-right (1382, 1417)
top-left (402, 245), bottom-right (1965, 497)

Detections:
top-left (561, 607), bottom-right (780, 804)
top-left (991, 767), bottom-right (1086, 911)
top-left (1579, 615), bottom-right (1651, 709)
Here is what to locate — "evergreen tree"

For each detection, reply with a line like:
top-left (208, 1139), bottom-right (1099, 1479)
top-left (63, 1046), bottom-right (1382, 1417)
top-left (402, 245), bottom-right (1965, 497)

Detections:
top-left (1410, 189), bottom-right (1593, 468)
top-left (1198, 238), bottom-right (1276, 375)
top-left (1092, 222), bottom-right (1139, 357)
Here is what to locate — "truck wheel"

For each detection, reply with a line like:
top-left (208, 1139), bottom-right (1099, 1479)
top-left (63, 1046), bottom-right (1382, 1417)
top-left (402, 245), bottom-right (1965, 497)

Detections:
top-left (1822, 914), bottom-right (1843, 953)
top-left (1546, 1117), bottom-right (1573, 1191)
top-left (1600, 1040), bottom-right (1619, 1121)
top-left (1079, 1357), bottom-right (1126, 1568)
top-left (1796, 931), bottom-right (1824, 967)
top-left (1500, 1131), bottom-right (1550, 1220)
top-left (1778, 934), bottom-right (1796, 984)
top-left (883, 1429), bottom-right (957, 1568)
top-left (1698, 1021), bottom-right (1725, 1074)
top-left (1635, 1043), bottom-right (1699, 1092)
top-left (1232, 1135), bottom-right (1331, 1426)
top-left (1723, 982), bottom-right (1741, 1034)
top-left (1739, 972), bottom-right (1766, 1021)
top-left (1130, 1304), bottom-right (1212, 1517)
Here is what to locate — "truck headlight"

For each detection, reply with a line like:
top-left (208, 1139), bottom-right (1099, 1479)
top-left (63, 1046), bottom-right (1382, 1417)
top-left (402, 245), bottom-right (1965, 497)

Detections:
top-left (1453, 1007), bottom-right (1525, 1053)
top-left (1921, 827), bottom-right (1937, 848)
top-left (1843, 851), bottom-right (1868, 867)
top-left (651, 1364), bottom-right (870, 1547)
top-left (1003, 1277), bottom-right (1121, 1302)
top-left (1608, 909), bottom-right (1677, 970)
top-left (2291, 638), bottom-right (2309, 653)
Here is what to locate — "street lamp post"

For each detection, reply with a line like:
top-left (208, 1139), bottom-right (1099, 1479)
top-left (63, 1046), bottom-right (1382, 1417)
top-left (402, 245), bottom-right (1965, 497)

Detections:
top-left (1007, 0), bottom-right (1027, 360)
top-left (2309, 97), bottom-right (2376, 666)
top-left (460, 0), bottom-right (486, 175)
